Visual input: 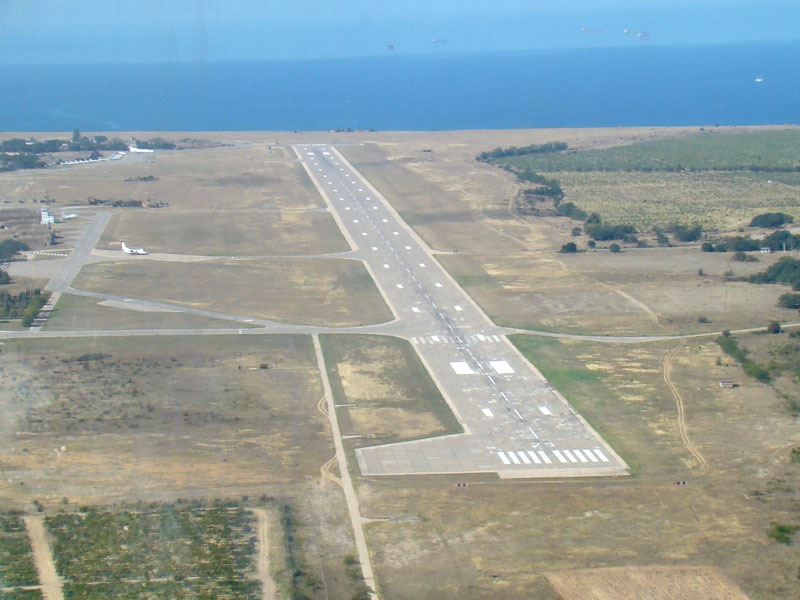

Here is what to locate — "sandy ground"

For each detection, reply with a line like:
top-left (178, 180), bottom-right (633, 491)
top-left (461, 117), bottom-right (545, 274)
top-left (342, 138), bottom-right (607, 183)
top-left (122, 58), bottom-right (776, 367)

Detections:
top-left (250, 508), bottom-right (276, 600)
top-left (23, 515), bottom-right (64, 600)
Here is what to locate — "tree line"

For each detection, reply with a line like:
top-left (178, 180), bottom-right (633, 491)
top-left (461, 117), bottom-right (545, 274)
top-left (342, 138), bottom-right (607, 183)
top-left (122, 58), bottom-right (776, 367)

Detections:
top-left (0, 289), bottom-right (47, 324)
top-left (476, 141), bottom-right (567, 161)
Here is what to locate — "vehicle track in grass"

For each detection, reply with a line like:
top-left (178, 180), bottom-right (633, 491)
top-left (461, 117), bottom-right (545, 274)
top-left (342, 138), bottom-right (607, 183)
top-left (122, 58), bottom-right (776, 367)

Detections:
top-left (663, 343), bottom-right (707, 469)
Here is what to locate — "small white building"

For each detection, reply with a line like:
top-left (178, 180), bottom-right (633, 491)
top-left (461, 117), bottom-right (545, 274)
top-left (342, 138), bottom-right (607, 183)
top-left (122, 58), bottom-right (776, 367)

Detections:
top-left (40, 207), bottom-right (55, 225)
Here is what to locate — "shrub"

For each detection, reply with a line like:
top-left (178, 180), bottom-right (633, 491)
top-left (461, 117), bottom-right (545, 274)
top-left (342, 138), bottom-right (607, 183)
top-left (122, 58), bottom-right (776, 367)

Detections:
top-left (609, 243), bottom-right (621, 253)
top-left (671, 224), bottom-right (703, 242)
top-left (768, 321), bottom-right (782, 334)
top-left (750, 257), bottom-right (800, 289)
top-left (749, 212), bottom-right (794, 228)
top-left (560, 242), bottom-right (578, 253)
top-left (767, 522), bottom-right (800, 545)
top-left (586, 223), bottom-right (636, 241)
top-left (778, 293), bottom-right (800, 309)
top-left (556, 202), bottom-right (587, 221)
top-left (571, 227), bottom-right (582, 236)
top-left (701, 242), bottom-right (715, 252)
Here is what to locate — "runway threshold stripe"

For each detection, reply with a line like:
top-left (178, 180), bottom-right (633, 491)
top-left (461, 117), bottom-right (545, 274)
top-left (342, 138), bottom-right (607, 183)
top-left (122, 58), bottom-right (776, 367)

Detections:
top-left (563, 450), bottom-right (578, 463)
top-left (527, 451), bottom-right (541, 464)
top-left (593, 448), bottom-right (610, 462)
top-left (507, 451), bottom-right (521, 464)
top-left (538, 451), bottom-right (552, 464)
top-left (583, 449), bottom-right (599, 462)
top-left (573, 449), bottom-right (589, 463)
top-left (552, 450), bottom-right (567, 464)
top-left (517, 451), bottom-right (531, 464)
top-left (497, 452), bottom-right (511, 465)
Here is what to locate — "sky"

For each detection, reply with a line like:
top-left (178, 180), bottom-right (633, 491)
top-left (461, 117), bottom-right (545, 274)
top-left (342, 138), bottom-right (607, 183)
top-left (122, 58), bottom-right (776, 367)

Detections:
top-left (1, 0), bottom-right (800, 64)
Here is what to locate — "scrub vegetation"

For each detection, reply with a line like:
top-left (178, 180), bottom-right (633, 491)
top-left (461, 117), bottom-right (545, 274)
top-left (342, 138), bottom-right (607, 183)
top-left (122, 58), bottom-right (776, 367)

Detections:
top-left (0, 513), bottom-right (37, 589)
top-left (47, 502), bottom-right (260, 599)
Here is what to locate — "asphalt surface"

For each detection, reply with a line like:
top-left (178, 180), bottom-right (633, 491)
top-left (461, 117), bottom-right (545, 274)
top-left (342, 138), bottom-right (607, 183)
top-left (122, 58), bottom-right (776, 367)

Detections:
top-left (45, 212), bottom-right (111, 293)
top-left (295, 144), bottom-right (628, 478)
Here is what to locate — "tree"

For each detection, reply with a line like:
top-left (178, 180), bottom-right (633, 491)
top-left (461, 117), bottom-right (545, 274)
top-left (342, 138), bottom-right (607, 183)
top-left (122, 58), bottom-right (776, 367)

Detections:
top-left (778, 293), bottom-right (800, 309)
top-left (571, 227), bottom-right (582, 236)
top-left (560, 242), bottom-right (578, 253)
top-left (586, 212), bottom-right (601, 225)
top-left (749, 212), bottom-right (794, 228)
top-left (672, 224), bottom-right (703, 242)
top-left (72, 129), bottom-right (81, 143)
top-left (767, 321), bottom-right (782, 334)
top-left (609, 243), bottom-right (621, 253)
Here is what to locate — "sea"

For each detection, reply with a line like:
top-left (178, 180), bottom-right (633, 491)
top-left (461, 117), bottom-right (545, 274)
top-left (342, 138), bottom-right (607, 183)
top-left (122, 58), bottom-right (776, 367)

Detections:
top-left (1, 42), bottom-right (799, 132)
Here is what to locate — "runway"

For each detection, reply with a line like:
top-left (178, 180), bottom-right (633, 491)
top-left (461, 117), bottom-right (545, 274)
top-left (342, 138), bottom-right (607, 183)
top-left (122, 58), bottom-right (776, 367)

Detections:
top-left (295, 144), bottom-right (628, 478)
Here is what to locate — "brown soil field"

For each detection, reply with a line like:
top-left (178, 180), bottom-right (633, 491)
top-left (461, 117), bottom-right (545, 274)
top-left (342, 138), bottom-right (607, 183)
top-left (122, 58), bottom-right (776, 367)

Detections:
top-left (97, 209), bottom-right (349, 256)
top-left (438, 249), bottom-right (799, 335)
top-left (71, 257), bottom-right (393, 327)
top-left (544, 565), bottom-right (750, 600)
top-left (320, 335), bottom-right (461, 446)
top-left (0, 335), bottom-right (328, 506)
top-left (43, 292), bottom-right (258, 331)
top-left (348, 335), bottom-right (800, 600)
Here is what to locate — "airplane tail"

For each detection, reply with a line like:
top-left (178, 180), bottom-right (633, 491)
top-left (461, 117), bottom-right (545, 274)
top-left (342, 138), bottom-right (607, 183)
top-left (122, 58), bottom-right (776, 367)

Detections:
top-left (121, 242), bottom-right (129, 252)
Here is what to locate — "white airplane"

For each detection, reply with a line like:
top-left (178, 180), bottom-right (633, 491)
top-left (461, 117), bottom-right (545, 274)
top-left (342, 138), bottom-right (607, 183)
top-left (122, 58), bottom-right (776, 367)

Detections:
top-left (128, 146), bottom-right (154, 153)
top-left (121, 242), bottom-right (147, 255)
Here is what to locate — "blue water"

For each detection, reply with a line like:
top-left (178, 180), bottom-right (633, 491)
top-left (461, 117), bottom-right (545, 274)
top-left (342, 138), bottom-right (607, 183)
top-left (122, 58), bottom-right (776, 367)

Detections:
top-left (2, 42), bottom-right (799, 131)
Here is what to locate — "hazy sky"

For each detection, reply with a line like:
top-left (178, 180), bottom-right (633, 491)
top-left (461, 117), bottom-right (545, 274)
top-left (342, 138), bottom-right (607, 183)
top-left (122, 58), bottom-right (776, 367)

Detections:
top-left (1, 0), bottom-right (799, 64)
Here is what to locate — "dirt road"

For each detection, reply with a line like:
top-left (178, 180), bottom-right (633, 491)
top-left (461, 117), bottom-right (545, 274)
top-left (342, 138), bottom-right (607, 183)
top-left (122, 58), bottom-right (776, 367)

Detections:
top-left (23, 515), bottom-right (64, 600)
top-left (249, 508), bottom-right (276, 600)
top-left (663, 344), bottom-right (708, 469)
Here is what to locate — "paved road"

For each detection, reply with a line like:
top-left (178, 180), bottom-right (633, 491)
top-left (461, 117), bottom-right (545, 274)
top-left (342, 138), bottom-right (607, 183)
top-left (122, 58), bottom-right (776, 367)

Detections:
top-left (295, 144), bottom-right (628, 478)
top-left (45, 212), bottom-right (111, 292)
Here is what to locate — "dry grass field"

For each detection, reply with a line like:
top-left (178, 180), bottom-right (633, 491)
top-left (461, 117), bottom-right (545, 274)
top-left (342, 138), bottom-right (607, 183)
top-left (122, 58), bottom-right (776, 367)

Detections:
top-left (3, 127), bottom-right (800, 600)
top-left (0, 334), bottom-right (365, 600)
top-left (97, 209), bottom-right (349, 256)
top-left (438, 248), bottom-right (799, 335)
top-left (544, 565), bottom-right (750, 600)
top-left (351, 334), bottom-right (800, 600)
top-left (0, 145), bottom-right (320, 213)
top-left (43, 293), bottom-right (256, 331)
top-left (341, 143), bottom-right (564, 253)
top-left (556, 171), bottom-right (800, 231)
top-left (72, 257), bottom-right (393, 327)
top-left (0, 335), bottom-right (328, 505)
top-left (320, 335), bottom-right (462, 446)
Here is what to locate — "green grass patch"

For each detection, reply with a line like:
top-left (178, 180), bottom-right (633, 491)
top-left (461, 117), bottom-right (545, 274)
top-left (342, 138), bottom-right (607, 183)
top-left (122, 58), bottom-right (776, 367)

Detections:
top-left (509, 335), bottom-right (641, 474)
top-left (766, 522), bottom-right (800, 545)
